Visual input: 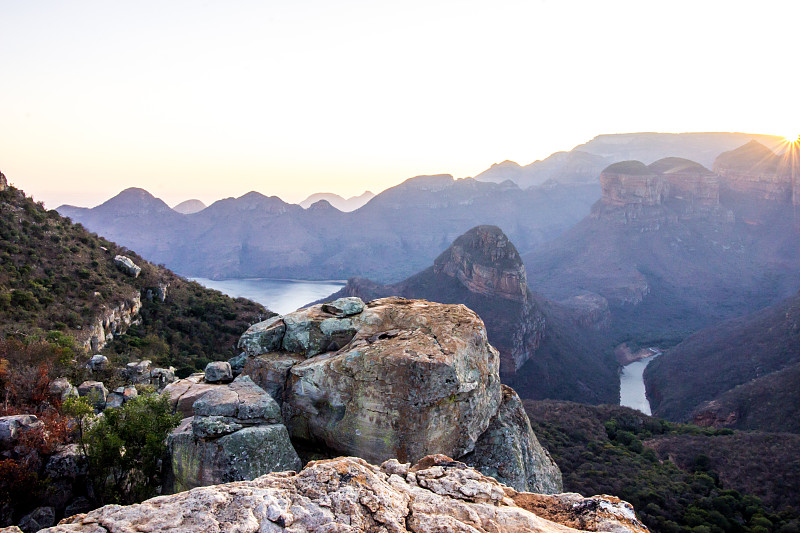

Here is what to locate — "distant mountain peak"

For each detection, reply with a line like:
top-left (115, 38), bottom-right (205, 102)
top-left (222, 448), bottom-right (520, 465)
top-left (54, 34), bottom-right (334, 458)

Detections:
top-left (96, 187), bottom-right (172, 215)
top-left (434, 225), bottom-right (528, 303)
top-left (172, 199), bottom-right (206, 214)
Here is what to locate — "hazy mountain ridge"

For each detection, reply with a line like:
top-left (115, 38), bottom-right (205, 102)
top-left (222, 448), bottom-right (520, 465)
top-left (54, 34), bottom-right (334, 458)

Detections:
top-left (298, 190), bottom-right (375, 211)
top-left (57, 175), bottom-right (599, 283)
top-left (172, 199), bottom-right (206, 214)
top-left (474, 132), bottom-right (785, 189)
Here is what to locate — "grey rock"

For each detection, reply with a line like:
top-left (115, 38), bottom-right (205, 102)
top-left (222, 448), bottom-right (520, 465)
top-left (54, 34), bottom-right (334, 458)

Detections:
top-left (125, 360), bottom-right (151, 384)
top-left (237, 316), bottom-right (285, 356)
top-left (192, 416), bottom-right (243, 438)
top-left (77, 381), bottom-right (108, 410)
top-left (167, 419), bottom-right (301, 493)
top-left (105, 392), bottom-right (124, 409)
top-left (461, 385), bottom-right (563, 493)
top-left (227, 352), bottom-right (247, 376)
top-left (44, 444), bottom-right (87, 479)
top-left (86, 354), bottom-right (108, 371)
top-left (48, 378), bottom-right (78, 402)
top-left (0, 415), bottom-right (43, 447)
top-left (241, 352), bottom-right (304, 404)
top-left (113, 255), bottom-right (141, 278)
top-left (121, 386), bottom-right (138, 402)
top-left (162, 374), bottom-right (217, 418)
top-left (281, 306), bottom-right (357, 357)
top-left (63, 497), bottom-right (92, 518)
top-left (149, 366), bottom-right (175, 389)
top-left (204, 361), bottom-right (233, 383)
top-left (19, 506), bottom-right (54, 532)
top-left (322, 296), bottom-right (365, 317)
top-left (193, 376), bottom-right (281, 423)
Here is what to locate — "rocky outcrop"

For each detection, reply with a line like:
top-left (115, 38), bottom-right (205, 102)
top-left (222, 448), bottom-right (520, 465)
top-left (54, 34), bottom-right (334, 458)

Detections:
top-left (113, 255), bottom-right (141, 278)
top-left (461, 385), bottom-right (563, 493)
top-left (600, 161), bottom-right (665, 207)
top-left (433, 225), bottom-right (528, 303)
top-left (45, 455), bottom-right (646, 533)
top-left (240, 297), bottom-right (562, 493)
top-left (166, 375), bottom-right (301, 493)
top-left (82, 292), bottom-right (142, 353)
top-left (713, 141), bottom-right (795, 203)
top-left (0, 415), bottom-right (43, 447)
top-left (0, 171), bottom-right (7, 191)
top-left (651, 157), bottom-right (719, 207)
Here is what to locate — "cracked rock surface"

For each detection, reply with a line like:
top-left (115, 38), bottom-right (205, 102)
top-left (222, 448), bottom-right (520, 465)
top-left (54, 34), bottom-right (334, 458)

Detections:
top-left (44, 455), bottom-right (647, 533)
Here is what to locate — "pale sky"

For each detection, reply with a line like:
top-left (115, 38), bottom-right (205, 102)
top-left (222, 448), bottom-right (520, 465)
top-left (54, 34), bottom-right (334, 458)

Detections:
top-left (1, 0), bottom-right (798, 208)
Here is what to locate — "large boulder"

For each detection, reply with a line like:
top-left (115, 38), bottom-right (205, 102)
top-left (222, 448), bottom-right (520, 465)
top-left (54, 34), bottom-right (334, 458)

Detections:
top-left (280, 297), bottom-right (502, 464)
top-left (162, 373), bottom-right (218, 418)
top-left (46, 455), bottom-right (648, 533)
top-left (461, 385), bottom-right (562, 493)
top-left (166, 375), bottom-right (301, 493)
top-left (77, 381), bottom-right (108, 410)
top-left (113, 255), bottom-right (141, 278)
top-left (0, 415), bottom-right (43, 448)
top-left (241, 352), bottom-right (305, 404)
top-left (204, 361), bottom-right (233, 383)
top-left (48, 378), bottom-right (78, 402)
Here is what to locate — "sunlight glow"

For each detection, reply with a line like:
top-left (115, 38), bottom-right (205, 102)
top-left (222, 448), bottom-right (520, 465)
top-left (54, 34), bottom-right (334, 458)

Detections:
top-left (785, 134), bottom-right (800, 145)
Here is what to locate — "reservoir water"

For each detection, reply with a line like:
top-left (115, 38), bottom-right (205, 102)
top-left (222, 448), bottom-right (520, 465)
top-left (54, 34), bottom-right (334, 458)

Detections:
top-left (619, 353), bottom-right (659, 415)
top-left (191, 278), bottom-right (345, 315)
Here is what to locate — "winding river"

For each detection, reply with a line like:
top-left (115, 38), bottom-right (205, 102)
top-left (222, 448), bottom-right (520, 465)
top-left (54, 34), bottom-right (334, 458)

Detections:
top-left (619, 352), bottom-right (660, 415)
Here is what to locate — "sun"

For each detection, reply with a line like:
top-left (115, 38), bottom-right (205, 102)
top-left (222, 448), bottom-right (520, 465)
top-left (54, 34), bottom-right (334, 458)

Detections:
top-left (784, 132), bottom-right (800, 145)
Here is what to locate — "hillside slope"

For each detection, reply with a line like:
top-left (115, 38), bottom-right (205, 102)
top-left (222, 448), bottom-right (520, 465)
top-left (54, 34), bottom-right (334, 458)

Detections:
top-left (0, 176), bottom-right (269, 376)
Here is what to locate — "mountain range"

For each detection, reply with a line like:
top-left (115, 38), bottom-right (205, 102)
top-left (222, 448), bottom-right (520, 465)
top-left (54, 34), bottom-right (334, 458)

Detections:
top-left (298, 190), bottom-right (375, 211)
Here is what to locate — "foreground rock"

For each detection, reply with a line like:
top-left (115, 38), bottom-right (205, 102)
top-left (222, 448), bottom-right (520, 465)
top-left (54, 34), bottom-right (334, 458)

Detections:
top-left (166, 375), bottom-right (301, 493)
top-left (240, 296), bottom-right (562, 492)
top-left (45, 455), bottom-right (647, 533)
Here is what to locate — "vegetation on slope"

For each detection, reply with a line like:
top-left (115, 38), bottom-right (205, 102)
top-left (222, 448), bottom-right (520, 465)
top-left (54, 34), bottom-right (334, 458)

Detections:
top-left (524, 400), bottom-right (800, 533)
top-left (0, 184), bottom-right (270, 377)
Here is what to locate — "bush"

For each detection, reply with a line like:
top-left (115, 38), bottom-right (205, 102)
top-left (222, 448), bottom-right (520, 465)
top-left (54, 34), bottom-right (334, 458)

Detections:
top-left (82, 393), bottom-right (181, 505)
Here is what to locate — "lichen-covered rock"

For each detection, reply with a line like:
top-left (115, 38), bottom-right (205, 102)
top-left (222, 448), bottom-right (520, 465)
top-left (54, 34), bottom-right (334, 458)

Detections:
top-left (77, 381), bottom-right (108, 410)
top-left (281, 307), bottom-right (357, 357)
top-left (44, 444), bottom-right (87, 480)
top-left (193, 376), bottom-right (282, 423)
top-left (228, 352), bottom-right (247, 376)
top-left (86, 354), bottom-right (108, 371)
top-left (283, 297), bottom-right (502, 464)
top-left (48, 378), bottom-right (78, 402)
top-left (149, 366), bottom-right (176, 389)
top-left (125, 360), bottom-right (151, 383)
top-left (321, 296), bottom-right (365, 317)
top-left (242, 352), bottom-right (305, 404)
top-left (0, 415), bottom-right (43, 447)
top-left (238, 316), bottom-right (285, 356)
top-left (113, 255), bottom-right (141, 277)
top-left (46, 455), bottom-right (647, 533)
top-left (162, 373), bottom-right (218, 417)
top-left (204, 361), bottom-right (233, 383)
top-left (105, 392), bottom-right (124, 409)
top-left (461, 385), bottom-right (562, 493)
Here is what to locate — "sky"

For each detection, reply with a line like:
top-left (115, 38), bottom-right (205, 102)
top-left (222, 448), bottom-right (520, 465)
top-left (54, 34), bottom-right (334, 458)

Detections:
top-left (1, 0), bottom-right (798, 209)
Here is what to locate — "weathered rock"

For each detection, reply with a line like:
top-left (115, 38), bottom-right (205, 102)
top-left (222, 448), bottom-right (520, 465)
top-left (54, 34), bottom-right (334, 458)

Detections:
top-left (121, 386), bottom-right (138, 402)
top-left (19, 506), bottom-right (55, 532)
top-left (86, 354), bottom-right (108, 371)
top-left (0, 171), bottom-right (7, 191)
top-left (321, 296), bottom-right (365, 317)
top-left (461, 385), bottom-right (562, 493)
top-left (714, 140), bottom-right (794, 203)
top-left (193, 376), bottom-right (282, 424)
top-left (162, 373), bottom-right (217, 418)
top-left (600, 161), bottom-right (665, 207)
top-left (125, 360), bottom-right (151, 384)
top-left (149, 366), bottom-right (175, 389)
top-left (0, 415), bottom-right (43, 447)
top-left (283, 297), bottom-right (502, 464)
top-left (48, 378), bottom-right (78, 402)
top-left (44, 444), bottom-right (87, 479)
top-left (227, 352), bottom-right (247, 377)
top-left (167, 418), bottom-right (301, 493)
top-left (47, 455), bottom-right (647, 533)
top-left (63, 498), bottom-right (92, 519)
top-left (242, 352), bottom-right (305, 404)
top-left (83, 293), bottom-right (142, 353)
top-left (0, 526), bottom-right (23, 533)
top-left (281, 307), bottom-right (357, 357)
top-left (204, 361), bottom-right (233, 383)
top-left (113, 255), bottom-right (141, 277)
top-left (238, 316), bottom-right (285, 356)
top-left (77, 381), bottom-right (108, 410)
top-left (105, 392), bottom-right (124, 409)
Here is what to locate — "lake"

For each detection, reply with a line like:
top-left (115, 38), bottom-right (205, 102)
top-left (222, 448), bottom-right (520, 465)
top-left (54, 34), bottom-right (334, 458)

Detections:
top-left (191, 277), bottom-right (345, 315)
top-left (619, 353), bottom-right (659, 415)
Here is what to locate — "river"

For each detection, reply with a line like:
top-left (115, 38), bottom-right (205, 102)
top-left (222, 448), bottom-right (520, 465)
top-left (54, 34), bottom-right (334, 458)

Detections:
top-left (619, 352), bottom-right (660, 415)
top-left (190, 278), bottom-right (345, 315)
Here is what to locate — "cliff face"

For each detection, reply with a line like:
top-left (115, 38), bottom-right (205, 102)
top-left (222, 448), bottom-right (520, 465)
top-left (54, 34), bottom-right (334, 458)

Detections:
top-left (600, 161), bottom-right (665, 207)
top-left (713, 140), bottom-right (798, 204)
top-left (434, 225), bottom-right (528, 303)
top-left (82, 292), bottom-right (142, 353)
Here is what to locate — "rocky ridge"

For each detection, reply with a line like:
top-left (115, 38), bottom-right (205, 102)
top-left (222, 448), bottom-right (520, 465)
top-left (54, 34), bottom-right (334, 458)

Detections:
top-left (43, 455), bottom-right (646, 533)
top-left (713, 140), bottom-right (799, 204)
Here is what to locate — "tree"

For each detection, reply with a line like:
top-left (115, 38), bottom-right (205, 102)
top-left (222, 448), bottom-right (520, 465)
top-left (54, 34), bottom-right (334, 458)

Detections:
top-left (83, 393), bottom-right (181, 505)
